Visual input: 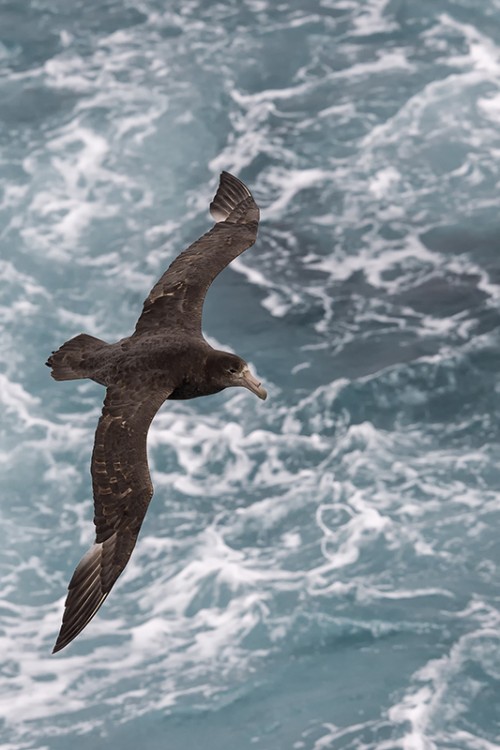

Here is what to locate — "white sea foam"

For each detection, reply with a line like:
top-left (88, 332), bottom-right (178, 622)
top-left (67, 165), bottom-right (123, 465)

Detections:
top-left (388, 616), bottom-right (500, 750)
top-left (0, 374), bottom-right (43, 429)
top-left (262, 168), bottom-right (330, 220)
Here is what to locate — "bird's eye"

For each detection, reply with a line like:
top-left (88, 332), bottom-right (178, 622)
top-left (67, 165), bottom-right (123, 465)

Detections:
top-left (229, 367), bottom-right (238, 374)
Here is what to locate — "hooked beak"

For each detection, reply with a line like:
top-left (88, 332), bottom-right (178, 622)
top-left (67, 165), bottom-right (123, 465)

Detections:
top-left (239, 367), bottom-right (267, 400)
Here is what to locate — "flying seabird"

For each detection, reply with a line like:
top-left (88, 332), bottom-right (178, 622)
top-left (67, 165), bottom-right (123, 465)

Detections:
top-left (47, 171), bottom-right (266, 653)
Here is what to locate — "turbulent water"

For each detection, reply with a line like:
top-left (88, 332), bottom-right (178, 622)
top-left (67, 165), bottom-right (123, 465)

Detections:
top-left (2, 0), bottom-right (500, 747)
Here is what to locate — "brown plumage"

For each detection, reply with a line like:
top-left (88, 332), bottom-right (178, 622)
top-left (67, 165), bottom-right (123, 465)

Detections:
top-left (48, 172), bottom-right (267, 653)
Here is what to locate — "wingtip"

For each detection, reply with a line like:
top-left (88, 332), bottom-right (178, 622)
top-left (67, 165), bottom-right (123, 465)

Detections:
top-left (51, 616), bottom-right (76, 654)
top-left (51, 539), bottom-right (117, 654)
top-left (52, 589), bottom-right (110, 654)
top-left (209, 172), bottom-right (257, 224)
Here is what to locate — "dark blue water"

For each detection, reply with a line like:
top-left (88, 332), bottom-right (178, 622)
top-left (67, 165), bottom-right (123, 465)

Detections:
top-left (2, 1), bottom-right (500, 748)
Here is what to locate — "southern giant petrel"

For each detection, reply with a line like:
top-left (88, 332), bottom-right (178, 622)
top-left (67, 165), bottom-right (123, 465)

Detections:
top-left (47, 171), bottom-right (266, 653)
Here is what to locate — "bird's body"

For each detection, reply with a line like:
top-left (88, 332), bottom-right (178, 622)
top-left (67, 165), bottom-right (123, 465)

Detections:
top-left (47, 172), bottom-right (266, 653)
top-left (63, 334), bottom-right (225, 397)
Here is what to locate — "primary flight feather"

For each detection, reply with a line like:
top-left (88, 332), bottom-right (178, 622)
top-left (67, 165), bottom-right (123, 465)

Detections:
top-left (47, 172), bottom-right (266, 653)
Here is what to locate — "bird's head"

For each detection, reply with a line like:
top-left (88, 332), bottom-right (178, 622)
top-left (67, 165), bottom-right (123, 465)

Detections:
top-left (207, 351), bottom-right (267, 400)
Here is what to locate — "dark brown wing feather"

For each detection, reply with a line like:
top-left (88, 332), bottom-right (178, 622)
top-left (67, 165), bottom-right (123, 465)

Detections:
top-left (133, 172), bottom-right (260, 338)
top-left (53, 385), bottom-right (170, 653)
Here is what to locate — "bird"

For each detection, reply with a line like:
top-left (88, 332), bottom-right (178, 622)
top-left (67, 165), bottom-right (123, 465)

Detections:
top-left (47, 171), bottom-right (266, 653)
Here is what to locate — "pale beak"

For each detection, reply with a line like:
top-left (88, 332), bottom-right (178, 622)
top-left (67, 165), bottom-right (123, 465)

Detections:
top-left (239, 367), bottom-right (267, 400)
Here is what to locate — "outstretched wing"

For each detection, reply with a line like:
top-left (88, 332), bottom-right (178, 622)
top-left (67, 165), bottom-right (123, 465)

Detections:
top-left (53, 384), bottom-right (170, 653)
top-left (133, 171), bottom-right (260, 338)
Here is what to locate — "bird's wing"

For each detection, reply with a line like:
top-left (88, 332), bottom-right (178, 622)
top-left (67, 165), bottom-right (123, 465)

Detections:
top-left (133, 171), bottom-right (260, 338)
top-left (53, 384), bottom-right (170, 653)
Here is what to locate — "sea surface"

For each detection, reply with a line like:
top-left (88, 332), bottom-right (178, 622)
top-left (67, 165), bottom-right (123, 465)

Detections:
top-left (2, 0), bottom-right (500, 748)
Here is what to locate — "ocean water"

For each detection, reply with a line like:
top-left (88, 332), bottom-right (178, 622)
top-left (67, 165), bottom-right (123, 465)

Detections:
top-left (2, 0), bottom-right (500, 747)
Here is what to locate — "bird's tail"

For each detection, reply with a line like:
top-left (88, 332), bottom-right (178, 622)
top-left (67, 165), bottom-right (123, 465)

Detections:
top-left (46, 333), bottom-right (107, 381)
